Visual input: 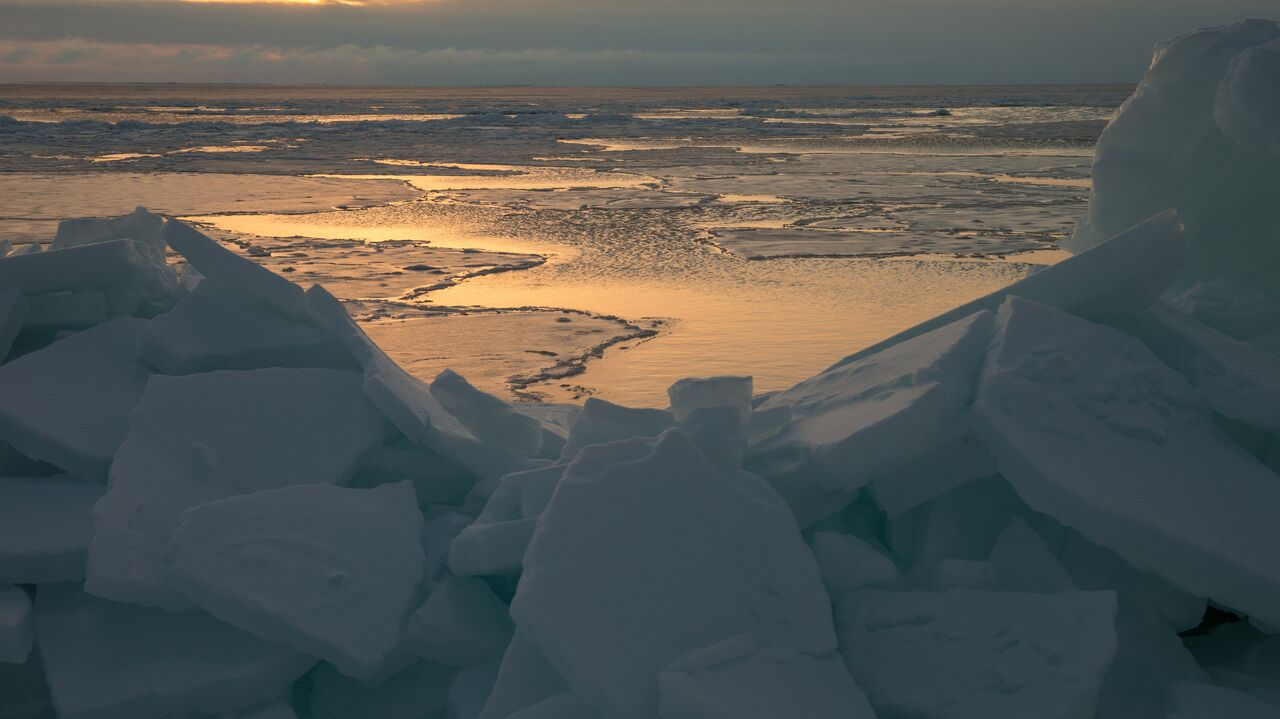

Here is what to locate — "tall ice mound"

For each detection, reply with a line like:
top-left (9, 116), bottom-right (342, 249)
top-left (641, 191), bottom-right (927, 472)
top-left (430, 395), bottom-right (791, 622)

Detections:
top-left (1069, 19), bottom-right (1280, 295)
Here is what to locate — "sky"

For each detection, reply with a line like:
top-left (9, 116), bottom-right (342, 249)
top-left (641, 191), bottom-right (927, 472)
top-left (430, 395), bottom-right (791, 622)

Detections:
top-left (0, 0), bottom-right (1275, 86)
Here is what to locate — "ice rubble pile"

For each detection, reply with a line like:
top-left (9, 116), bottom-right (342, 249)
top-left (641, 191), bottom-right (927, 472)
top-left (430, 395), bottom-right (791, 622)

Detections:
top-left (2, 21), bottom-right (1280, 719)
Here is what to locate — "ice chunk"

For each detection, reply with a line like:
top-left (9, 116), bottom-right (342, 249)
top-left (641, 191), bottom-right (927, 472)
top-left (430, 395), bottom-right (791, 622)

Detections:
top-left (867, 437), bottom-right (997, 517)
top-left (448, 518), bottom-right (537, 577)
top-left (479, 631), bottom-right (570, 719)
top-left (402, 576), bottom-right (514, 668)
top-left (350, 445), bottom-right (476, 507)
top-left (1166, 681), bottom-right (1280, 719)
top-left (752, 310), bottom-right (993, 491)
top-left (309, 660), bottom-right (453, 719)
top-left (973, 296), bottom-right (1280, 625)
top-left (560, 397), bottom-right (676, 460)
top-left (836, 210), bottom-right (1185, 366)
top-left (1129, 307), bottom-right (1280, 433)
top-left (0, 289), bottom-right (25, 359)
top-left (507, 693), bottom-right (597, 719)
top-left (22, 289), bottom-right (110, 329)
top-left (138, 282), bottom-right (352, 374)
top-left (1094, 613), bottom-right (1205, 719)
top-left (811, 531), bottom-right (903, 593)
top-left (0, 585), bottom-right (31, 664)
top-left (163, 219), bottom-right (309, 322)
top-left (0, 239), bottom-right (175, 300)
top-left (420, 512), bottom-right (472, 594)
top-left (306, 285), bottom-right (534, 481)
top-left (0, 475), bottom-right (104, 583)
top-left (34, 584), bottom-right (312, 719)
top-left (231, 703), bottom-right (299, 719)
top-left (658, 635), bottom-right (874, 719)
top-left (666, 375), bottom-right (752, 424)
top-left (1165, 279), bottom-right (1280, 340)
top-left (906, 559), bottom-right (995, 591)
top-left (87, 367), bottom-right (385, 610)
top-left (448, 660), bottom-right (501, 719)
top-left (987, 517), bottom-right (1077, 593)
top-left (51, 207), bottom-right (165, 252)
top-left (1070, 20), bottom-right (1280, 289)
top-left (431, 369), bottom-right (543, 457)
top-left (167, 482), bottom-right (424, 679)
top-left (836, 589), bottom-right (1119, 719)
top-left (887, 475), bottom-right (1033, 569)
top-left (512, 430), bottom-right (836, 719)
top-left (679, 405), bottom-right (747, 471)
top-left (0, 317), bottom-right (151, 482)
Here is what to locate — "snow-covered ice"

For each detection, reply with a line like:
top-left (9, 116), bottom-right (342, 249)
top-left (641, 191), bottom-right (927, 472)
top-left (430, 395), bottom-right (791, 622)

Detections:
top-left (168, 481), bottom-right (425, 679)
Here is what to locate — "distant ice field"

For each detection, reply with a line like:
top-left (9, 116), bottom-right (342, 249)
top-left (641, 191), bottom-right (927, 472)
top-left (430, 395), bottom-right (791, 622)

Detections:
top-left (0, 84), bottom-right (1129, 404)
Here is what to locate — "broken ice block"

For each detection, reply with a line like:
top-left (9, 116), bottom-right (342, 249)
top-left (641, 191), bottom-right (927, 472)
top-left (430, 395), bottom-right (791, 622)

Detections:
top-left (402, 575), bottom-right (514, 668)
top-left (163, 219), bottom-right (308, 322)
top-left (52, 207), bottom-right (165, 252)
top-left (479, 631), bottom-right (570, 719)
top-left (168, 482), bottom-right (425, 679)
top-left (431, 369), bottom-right (543, 457)
top-left (0, 239), bottom-right (175, 300)
top-left (974, 296), bottom-right (1280, 626)
top-left (836, 589), bottom-right (1119, 719)
top-left (87, 367), bottom-right (384, 610)
top-left (560, 397), bottom-right (676, 460)
top-left (0, 317), bottom-right (152, 482)
top-left (666, 375), bottom-right (752, 424)
top-left (0, 585), bottom-right (31, 664)
top-left (34, 584), bottom-right (312, 719)
top-left (512, 430), bottom-right (836, 719)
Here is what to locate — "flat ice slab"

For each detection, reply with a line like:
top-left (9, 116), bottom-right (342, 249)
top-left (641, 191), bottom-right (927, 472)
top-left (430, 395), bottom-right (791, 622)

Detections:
top-left (52, 207), bottom-right (165, 252)
top-left (0, 317), bottom-right (152, 482)
top-left (34, 584), bottom-right (312, 719)
top-left (0, 238), bottom-right (175, 299)
top-left (163, 219), bottom-right (309, 322)
top-left (753, 309), bottom-right (993, 490)
top-left (87, 367), bottom-right (384, 610)
top-left (512, 430), bottom-right (836, 719)
top-left (168, 482), bottom-right (425, 679)
top-left (0, 475), bottom-right (104, 583)
top-left (974, 296), bottom-right (1280, 626)
top-left (836, 589), bottom-right (1118, 719)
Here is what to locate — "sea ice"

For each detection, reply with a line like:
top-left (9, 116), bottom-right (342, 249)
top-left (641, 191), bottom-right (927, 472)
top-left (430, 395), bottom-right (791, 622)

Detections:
top-left (431, 369), bottom-right (544, 456)
top-left (0, 317), bottom-right (152, 482)
top-left (0, 238), bottom-right (175, 300)
top-left (163, 219), bottom-right (310, 322)
top-left (986, 517), bottom-right (1077, 593)
top-left (448, 660), bottom-right (502, 719)
top-left (51, 207), bottom-right (165, 252)
top-left (402, 575), bottom-right (514, 668)
top-left (137, 282), bottom-right (353, 374)
top-left (22, 289), bottom-right (110, 330)
top-left (559, 397), bottom-right (676, 460)
top-left (0, 585), bottom-right (32, 664)
top-left (657, 635), bottom-right (875, 719)
top-left (666, 375), bottom-right (753, 424)
top-left (87, 367), bottom-right (385, 610)
top-left (974, 296), bottom-right (1280, 625)
top-left (835, 589), bottom-right (1119, 719)
top-left (866, 437), bottom-right (997, 517)
top-left (0, 475), bottom-right (104, 583)
top-left (34, 584), bottom-right (312, 719)
top-left (751, 309), bottom-right (993, 491)
top-left (167, 482), bottom-right (425, 679)
top-left (834, 209), bottom-right (1185, 366)
top-left (506, 693), bottom-right (598, 719)
top-left (447, 517), bottom-right (537, 577)
top-left (511, 430), bottom-right (836, 719)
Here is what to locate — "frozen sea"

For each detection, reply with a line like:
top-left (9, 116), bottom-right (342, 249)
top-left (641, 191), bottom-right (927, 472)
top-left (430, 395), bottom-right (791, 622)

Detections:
top-left (0, 83), bottom-right (1131, 405)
